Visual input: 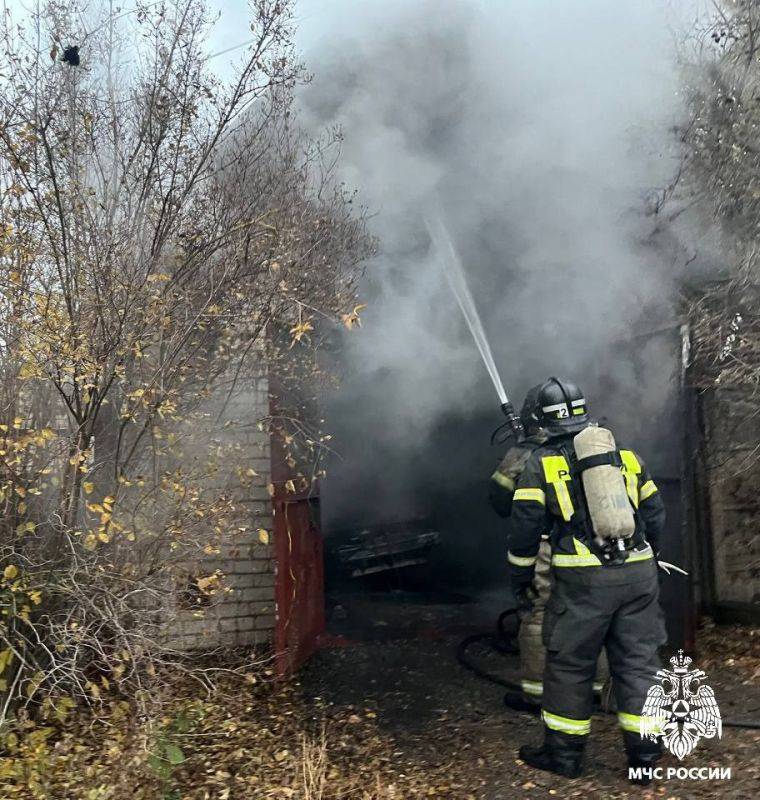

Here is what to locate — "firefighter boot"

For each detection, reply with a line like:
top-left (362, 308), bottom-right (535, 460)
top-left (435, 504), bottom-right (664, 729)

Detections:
top-left (519, 731), bottom-right (584, 779)
top-left (624, 732), bottom-right (662, 785)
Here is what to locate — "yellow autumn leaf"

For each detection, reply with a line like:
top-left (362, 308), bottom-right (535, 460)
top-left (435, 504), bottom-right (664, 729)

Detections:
top-left (3, 565), bottom-right (18, 580)
top-left (18, 362), bottom-right (38, 379)
top-left (83, 534), bottom-right (97, 551)
top-left (284, 479), bottom-right (295, 493)
top-left (341, 303), bottom-right (367, 330)
top-left (16, 521), bottom-right (35, 534)
top-left (258, 529), bottom-right (270, 545)
top-left (196, 575), bottom-right (219, 594)
top-left (28, 590), bottom-right (42, 605)
top-left (288, 318), bottom-right (314, 347)
top-left (83, 481), bottom-right (94, 494)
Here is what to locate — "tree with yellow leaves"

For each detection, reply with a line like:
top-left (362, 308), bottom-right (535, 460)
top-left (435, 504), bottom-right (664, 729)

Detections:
top-left (0, 0), bottom-right (372, 727)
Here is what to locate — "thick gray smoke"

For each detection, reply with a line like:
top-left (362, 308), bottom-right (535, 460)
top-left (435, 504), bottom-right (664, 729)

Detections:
top-left (299, 0), bottom-right (692, 559)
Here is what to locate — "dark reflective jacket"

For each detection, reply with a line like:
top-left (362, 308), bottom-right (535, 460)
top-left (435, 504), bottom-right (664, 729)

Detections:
top-left (489, 433), bottom-right (547, 518)
top-left (507, 431), bottom-right (666, 588)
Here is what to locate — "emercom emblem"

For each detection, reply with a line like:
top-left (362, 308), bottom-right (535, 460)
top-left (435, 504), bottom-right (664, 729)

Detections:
top-left (641, 650), bottom-right (722, 760)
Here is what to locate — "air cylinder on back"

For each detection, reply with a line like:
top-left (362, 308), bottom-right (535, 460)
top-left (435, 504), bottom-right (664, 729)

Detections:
top-left (573, 425), bottom-right (635, 544)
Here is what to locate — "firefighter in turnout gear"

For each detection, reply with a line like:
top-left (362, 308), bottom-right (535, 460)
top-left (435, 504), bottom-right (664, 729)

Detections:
top-left (489, 385), bottom-right (546, 518)
top-left (491, 386), bottom-right (608, 711)
top-left (508, 377), bottom-right (667, 781)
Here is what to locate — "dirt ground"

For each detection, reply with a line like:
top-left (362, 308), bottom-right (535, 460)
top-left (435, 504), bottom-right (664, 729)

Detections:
top-left (298, 591), bottom-right (760, 800)
top-left (2, 590), bottom-right (757, 799)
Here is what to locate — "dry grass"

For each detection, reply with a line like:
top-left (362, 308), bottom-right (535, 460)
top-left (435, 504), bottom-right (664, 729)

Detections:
top-left (297, 725), bottom-right (328, 800)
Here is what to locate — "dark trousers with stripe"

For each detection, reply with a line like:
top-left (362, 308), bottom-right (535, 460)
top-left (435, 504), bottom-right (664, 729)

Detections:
top-left (540, 560), bottom-right (666, 754)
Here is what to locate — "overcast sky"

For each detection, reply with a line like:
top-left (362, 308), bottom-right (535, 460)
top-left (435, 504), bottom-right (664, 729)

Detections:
top-left (4, 0), bottom-right (429, 64)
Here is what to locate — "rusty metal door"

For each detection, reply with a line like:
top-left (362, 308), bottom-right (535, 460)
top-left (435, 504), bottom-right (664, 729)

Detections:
top-left (273, 497), bottom-right (325, 676)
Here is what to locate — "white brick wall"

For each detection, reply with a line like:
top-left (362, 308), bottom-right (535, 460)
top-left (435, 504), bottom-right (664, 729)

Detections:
top-left (170, 362), bottom-right (277, 650)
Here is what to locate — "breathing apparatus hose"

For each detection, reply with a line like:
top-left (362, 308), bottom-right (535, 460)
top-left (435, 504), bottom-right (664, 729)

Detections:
top-left (455, 610), bottom-right (760, 730)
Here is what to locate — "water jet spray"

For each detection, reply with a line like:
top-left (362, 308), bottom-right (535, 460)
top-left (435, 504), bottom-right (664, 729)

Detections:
top-left (425, 215), bottom-right (523, 442)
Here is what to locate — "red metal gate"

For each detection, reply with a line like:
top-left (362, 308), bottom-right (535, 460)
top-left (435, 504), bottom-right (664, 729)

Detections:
top-left (273, 496), bottom-right (325, 676)
top-left (268, 364), bottom-right (326, 676)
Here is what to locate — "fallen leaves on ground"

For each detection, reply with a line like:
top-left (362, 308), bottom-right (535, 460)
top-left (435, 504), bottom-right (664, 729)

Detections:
top-left (698, 619), bottom-right (760, 684)
top-left (1, 619), bottom-right (759, 799)
top-left (0, 671), bottom-right (483, 800)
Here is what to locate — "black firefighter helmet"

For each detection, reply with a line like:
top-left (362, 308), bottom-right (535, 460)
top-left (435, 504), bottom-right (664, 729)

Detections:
top-left (537, 377), bottom-right (590, 436)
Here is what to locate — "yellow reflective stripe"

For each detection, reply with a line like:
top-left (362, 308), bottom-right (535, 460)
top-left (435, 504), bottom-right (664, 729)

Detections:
top-left (541, 455), bottom-right (574, 521)
top-left (491, 471), bottom-right (515, 491)
top-left (618, 712), bottom-right (640, 732)
top-left (620, 450), bottom-right (641, 472)
top-left (552, 552), bottom-right (602, 567)
top-left (620, 450), bottom-right (641, 508)
top-left (618, 711), bottom-right (663, 734)
top-left (522, 679), bottom-right (543, 696)
top-left (573, 537), bottom-right (591, 555)
top-left (513, 488), bottom-right (546, 505)
top-left (508, 551), bottom-right (537, 567)
top-left (572, 407), bottom-right (585, 415)
top-left (553, 546), bottom-right (653, 568)
top-left (542, 710), bottom-right (591, 736)
top-left (639, 480), bottom-right (658, 501)
top-left (626, 547), bottom-right (654, 563)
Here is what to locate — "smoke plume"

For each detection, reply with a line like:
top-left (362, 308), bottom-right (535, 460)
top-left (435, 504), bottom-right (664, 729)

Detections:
top-left (299, 0), bottom-right (694, 578)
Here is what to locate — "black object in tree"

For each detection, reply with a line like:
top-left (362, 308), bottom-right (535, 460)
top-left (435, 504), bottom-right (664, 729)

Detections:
top-left (62, 46), bottom-right (80, 66)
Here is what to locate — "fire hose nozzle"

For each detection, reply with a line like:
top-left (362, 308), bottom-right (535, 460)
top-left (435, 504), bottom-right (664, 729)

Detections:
top-left (491, 401), bottom-right (524, 446)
